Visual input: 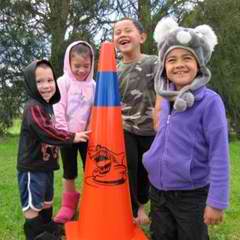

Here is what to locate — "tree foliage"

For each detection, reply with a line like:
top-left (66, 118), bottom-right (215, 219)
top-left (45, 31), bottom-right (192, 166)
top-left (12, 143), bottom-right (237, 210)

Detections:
top-left (114, 0), bottom-right (200, 54)
top-left (1, 0), bottom-right (238, 136)
top-left (0, 0), bottom-right (116, 134)
top-left (0, 0), bottom-right (49, 135)
top-left (183, 0), bottom-right (240, 136)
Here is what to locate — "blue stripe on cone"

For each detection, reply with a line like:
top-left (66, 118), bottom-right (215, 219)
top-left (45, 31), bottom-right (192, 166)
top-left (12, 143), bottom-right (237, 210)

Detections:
top-left (94, 72), bottom-right (121, 106)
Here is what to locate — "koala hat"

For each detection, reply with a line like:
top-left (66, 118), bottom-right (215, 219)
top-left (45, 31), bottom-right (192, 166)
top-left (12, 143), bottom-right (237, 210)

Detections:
top-left (154, 17), bottom-right (218, 112)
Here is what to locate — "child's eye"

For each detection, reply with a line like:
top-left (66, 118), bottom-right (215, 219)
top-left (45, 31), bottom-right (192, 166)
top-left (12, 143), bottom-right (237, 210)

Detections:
top-left (184, 55), bottom-right (194, 61)
top-left (114, 30), bottom-right (121, 36)
top-left (167, 58), bottom-right (175, 63)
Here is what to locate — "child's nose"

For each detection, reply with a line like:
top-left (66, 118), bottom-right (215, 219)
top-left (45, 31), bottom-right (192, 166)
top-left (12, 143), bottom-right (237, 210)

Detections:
top-left (175, 60), bottom-right (184, 67)
top-left (119, 31), bottom-right (127, 37)
top-left (42, 82), bottom-right (50, 88)
top-left (78, 68), bottom-right (86, 73)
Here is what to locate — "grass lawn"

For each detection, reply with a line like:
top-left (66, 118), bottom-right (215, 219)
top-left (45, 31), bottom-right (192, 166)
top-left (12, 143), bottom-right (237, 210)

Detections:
top-left (0, 122), bottom-right (239, 239)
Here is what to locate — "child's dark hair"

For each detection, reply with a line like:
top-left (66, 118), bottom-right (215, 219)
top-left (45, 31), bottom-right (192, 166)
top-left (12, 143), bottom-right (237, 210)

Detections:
top-left (114, 17), bottom-right (145, 33)
top-left (36, 60), bottom-right (52, 69)
top-left (35, 60), bottom-right (55, 80)
top-left (70, 43), bottom-right (93, 60)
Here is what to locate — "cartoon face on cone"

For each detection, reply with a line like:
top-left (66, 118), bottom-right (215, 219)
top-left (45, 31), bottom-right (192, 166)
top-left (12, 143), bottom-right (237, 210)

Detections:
top-left (95, 152), bottom-right (112, 175)
top-left (86, 144), bottom-right (127, 186)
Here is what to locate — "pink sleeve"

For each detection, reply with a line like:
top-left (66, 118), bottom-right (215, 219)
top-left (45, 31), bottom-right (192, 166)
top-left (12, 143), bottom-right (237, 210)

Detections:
top-left (53, 78), bottom-right (69, 131)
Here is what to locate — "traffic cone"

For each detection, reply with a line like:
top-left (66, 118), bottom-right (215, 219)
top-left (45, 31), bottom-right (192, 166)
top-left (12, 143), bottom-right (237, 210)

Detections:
top-left (65, 42), bottom-right (148, 240)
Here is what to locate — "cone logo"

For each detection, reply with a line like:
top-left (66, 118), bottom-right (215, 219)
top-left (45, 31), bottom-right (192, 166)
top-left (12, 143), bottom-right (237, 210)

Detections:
top-left (65, 42), bottom-right (148, 240)
top-left (86, 144), bottom-right (127, 187)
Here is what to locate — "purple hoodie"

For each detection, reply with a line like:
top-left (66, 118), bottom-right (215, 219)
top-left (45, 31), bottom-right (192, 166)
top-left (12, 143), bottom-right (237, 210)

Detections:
top-left (143, 87), bottom-right (229, 210)
top-left (53, 41), bottom-right (96, 132)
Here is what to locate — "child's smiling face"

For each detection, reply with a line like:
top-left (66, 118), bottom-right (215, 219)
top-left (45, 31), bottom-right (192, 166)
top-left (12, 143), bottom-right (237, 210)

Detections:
top-left (113, 19), bottom-right (146, 56)
top-left (165, 48), bottom-right (199, 90)
top-left (35, 66), bottom-right (56, 102)
top-left (70, 54), bottom-right (91, 81)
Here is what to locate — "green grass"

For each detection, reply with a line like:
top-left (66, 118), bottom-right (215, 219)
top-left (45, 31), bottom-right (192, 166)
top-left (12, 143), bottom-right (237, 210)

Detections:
top-left (0, 136), bottom-right (23, 240)
top-left (7, 119), bottom-right (21, 136)
top-left (0, 135), bottom-right (84, 240)
top-left (0, 122), bottom-right (239, 239)
top-left (208, 142), bottom-right (240, 240)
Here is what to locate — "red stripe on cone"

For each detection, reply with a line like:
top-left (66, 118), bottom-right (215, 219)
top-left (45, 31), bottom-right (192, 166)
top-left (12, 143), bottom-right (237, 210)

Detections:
top-left (97, 42), bottom-right (117, 72)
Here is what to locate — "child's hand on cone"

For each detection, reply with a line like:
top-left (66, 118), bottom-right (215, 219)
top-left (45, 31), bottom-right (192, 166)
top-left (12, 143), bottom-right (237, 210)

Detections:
top-left (204, 206), bottom-right (224, 225)
top-left (73, 130), bottom-right (91, 143)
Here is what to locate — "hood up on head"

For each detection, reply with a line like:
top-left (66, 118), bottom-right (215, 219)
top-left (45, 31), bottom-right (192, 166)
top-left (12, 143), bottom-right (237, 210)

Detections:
top-left (23, 59), bottom-right (60, 105)
top-left (63, 41), bottom-right (95, 82)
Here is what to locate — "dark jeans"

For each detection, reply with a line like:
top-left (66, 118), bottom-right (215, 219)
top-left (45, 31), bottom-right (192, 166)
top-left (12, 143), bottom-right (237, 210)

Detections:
top-left (150, 185), bottom-right (209, 240)
top-left (60, 142), bottom-right (88, 180)
top-left (124, 130), bottom-right (154, 217)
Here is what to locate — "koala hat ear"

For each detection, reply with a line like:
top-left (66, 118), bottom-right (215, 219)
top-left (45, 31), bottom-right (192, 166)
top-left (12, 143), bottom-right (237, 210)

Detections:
top-left (154, 17), bottom-right (179, 46)
top-left (194, 25), bottom-right (218, 53)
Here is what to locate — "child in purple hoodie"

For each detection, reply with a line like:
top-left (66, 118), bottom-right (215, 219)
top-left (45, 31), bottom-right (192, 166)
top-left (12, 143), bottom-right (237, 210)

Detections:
top-left (53, 41), bottom-right (95, 223)
top-left (143, 18), bottom-right (229, 240)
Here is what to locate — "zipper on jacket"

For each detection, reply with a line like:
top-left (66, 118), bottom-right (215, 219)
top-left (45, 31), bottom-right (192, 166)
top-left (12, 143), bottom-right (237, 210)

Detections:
top-left (161, 110), bottom-right (175, 189)
top-left (167, 115), bottom-right (171, 124)
top-left (160, 114), bottom-right (171, 189)
top-left (160, 102), bottom-right (174, 189)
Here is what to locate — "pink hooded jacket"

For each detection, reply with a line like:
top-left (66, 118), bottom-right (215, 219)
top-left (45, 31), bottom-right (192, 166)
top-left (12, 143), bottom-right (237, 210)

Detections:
top-left (53, 41), bottom-right (95, 132)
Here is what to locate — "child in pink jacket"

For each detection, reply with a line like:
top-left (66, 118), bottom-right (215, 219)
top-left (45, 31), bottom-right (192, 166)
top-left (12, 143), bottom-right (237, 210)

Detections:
top-left (53, 41), bottom-right (95, 223)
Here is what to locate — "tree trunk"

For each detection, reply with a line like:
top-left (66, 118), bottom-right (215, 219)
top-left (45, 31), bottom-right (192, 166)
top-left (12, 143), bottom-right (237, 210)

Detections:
top-left (138, 0), bottom-right (155, 55)
top-left (47, 0), bottom-right (70, 77)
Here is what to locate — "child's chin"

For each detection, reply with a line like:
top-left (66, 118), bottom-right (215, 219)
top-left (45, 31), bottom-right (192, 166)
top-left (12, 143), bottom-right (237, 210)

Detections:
top-left (121, 47), bottom-right (132, 53)
top-left (76, 76), bottom-right (87, 81)
top-left (42, 96), bottom-right (52, 102)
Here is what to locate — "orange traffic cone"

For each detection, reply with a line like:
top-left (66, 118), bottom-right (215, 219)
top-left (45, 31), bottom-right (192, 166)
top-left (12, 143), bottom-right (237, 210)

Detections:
top-left (65, 42), bottom-right (148, 240)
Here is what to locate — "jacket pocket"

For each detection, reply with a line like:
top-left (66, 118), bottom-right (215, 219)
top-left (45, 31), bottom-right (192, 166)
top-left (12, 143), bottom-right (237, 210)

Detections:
top-left (165, 156), bottom-right (193, 185)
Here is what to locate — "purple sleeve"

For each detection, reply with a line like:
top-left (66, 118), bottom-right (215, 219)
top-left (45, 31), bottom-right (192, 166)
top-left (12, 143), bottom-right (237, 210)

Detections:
top-left (203, 95), bottom-right (229, 209)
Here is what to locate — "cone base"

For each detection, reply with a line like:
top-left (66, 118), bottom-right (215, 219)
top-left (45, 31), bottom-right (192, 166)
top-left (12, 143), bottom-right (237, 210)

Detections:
top-left (65, 221), bottom-right (148, 240)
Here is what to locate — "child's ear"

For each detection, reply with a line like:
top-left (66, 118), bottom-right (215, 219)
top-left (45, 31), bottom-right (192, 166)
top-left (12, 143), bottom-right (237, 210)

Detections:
top-left (140, 32), bottom-right (147, 44)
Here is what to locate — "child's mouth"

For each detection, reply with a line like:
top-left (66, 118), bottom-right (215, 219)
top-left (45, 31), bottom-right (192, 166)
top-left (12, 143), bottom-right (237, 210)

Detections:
top-left (119, 39), bottom-right (130, 46)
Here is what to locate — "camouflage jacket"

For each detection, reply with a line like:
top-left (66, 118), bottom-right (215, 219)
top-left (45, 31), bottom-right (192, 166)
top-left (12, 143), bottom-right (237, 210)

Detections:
top-left (118, 54), bottom-right (159, 136)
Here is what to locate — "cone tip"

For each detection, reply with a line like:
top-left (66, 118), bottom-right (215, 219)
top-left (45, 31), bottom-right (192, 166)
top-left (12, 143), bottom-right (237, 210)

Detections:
top-left (98, 41), bottom-right (117, 72)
